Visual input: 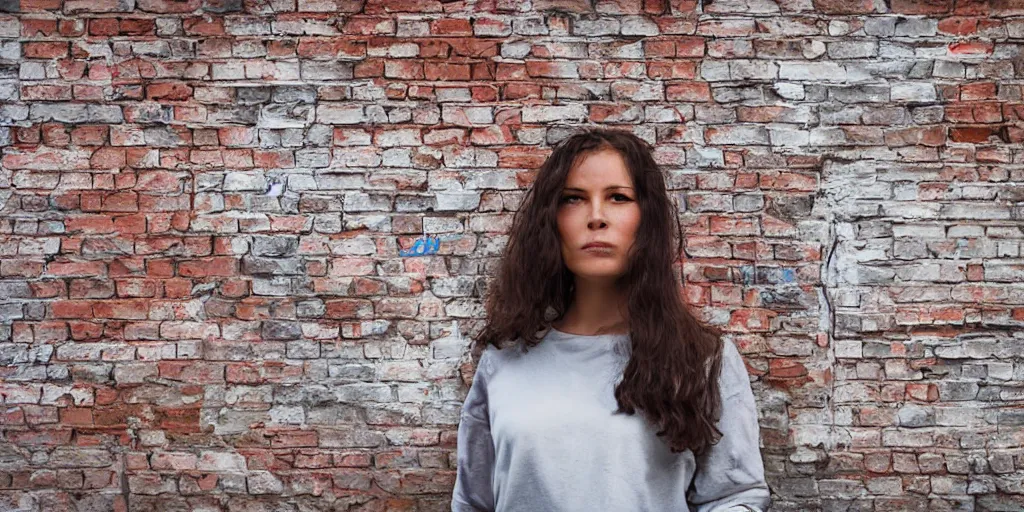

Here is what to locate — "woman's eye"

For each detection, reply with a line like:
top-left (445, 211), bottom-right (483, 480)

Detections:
top-left (561, 194), bottom-right (631, 203)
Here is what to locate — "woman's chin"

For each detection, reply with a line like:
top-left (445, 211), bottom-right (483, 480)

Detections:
top-left (570, 266), bottom-right (626, 281)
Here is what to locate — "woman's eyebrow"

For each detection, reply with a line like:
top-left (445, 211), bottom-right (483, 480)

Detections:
top-left (562, 186), bottom-right (634, 192)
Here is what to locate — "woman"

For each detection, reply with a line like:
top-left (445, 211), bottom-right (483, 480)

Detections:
top-left (451, 128), bottom-right (771, 512)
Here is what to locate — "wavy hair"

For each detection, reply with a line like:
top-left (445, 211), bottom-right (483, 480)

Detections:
top-left (474, 127), bottom-right (726, 456)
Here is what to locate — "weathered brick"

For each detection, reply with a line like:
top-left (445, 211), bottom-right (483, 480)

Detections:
top-left (2, 1), bottom-right (1021, 508)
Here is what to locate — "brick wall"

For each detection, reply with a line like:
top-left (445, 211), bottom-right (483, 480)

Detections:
top-left (1, 0), bottom-right (1023, 510)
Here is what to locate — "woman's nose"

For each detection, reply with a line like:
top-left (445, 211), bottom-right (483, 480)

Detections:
top-left (587, 206), bottom-right (608, 229)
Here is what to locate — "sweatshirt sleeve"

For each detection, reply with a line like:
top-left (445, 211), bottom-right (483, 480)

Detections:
top-left (686, 340), bottom-right (771, 512)
top-left (451, 346), bottom-right (496, 512)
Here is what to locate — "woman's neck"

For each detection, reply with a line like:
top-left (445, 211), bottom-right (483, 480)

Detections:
top-left (554, 279), bottom-right (628, 336)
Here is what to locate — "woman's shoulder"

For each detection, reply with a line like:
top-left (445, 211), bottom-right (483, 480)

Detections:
top-left (469, 341), bottom-right (504, 375)
top-left (478, 338), bottom-right (526, 367)
top-left (720, 337), bottom-right (743, 364)
top-left (474, 334), bottom-right (540, 380)
top-left (717, 337), bottom-right (755, 398)
top-left (477, 343), bottom-right (500, 376)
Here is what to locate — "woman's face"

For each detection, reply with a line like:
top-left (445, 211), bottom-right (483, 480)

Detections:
top-left (556, 148), bottom-right (641, 283)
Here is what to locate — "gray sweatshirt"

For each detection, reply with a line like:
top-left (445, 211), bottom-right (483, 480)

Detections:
top-left (451, 326), bottom-right (771, 512)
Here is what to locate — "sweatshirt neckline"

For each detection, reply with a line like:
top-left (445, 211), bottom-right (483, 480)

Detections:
top-left (546, 326), bottom-right (629, 341)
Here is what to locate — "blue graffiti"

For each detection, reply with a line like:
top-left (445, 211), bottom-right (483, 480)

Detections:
top-left (781, 268), bottom-right (796, 283)
top-left (399, 234), bottom-right (461, 257)
top-left (739, 265), bottom-right (796, 285)
top-left (739, 265), bottom-right (756, 286)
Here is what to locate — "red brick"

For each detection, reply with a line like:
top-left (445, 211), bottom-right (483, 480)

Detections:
top-left (666, 82), bottom-right (711, 101)
top-left (326, 299), bottom-right (373, 319)
top-left (811, 0), bottom-right (874, 13)
top-left (178, 257), bottom-right (239, 277)
top-left (113, 214), bottom-right (147, 234)
top-left (884, 126), bottom-right (947, 147)
top-left (92, 299), bottom-right (150, 320)
top-left (532, 0), bottom-right (592, 11)
top-left (59, 407), bottom-right (94, 426)
top-left (21, 0), bottom-right (63, 9)
top-left (267, 40), bottom-right (297, 57)
top-left (21, 85), bottom-right (73, 101)
top-left (647, 61), bottom-right (697, 80)
top-left (890, 0), bottom-right (952, 14)
top-left (430, 19), bottom-right (472, 35)
top-left (938, 17), bottom-right (978, 35)
top-left (135, 0), bottom-right (202, 13)
top-left (424, 62), bottom-right (472, 81)
top-left (760, 172), bottom-right (817, 192)
top-left (48, 261), bottom-right (107, 277)
top-left (31, 280), bottom-right (66, 298)
top-left (88, 18), bottom-right (119, 35)
top-left (341, 16), bottom-right (392, 35)
top-left (949, 126), bottom-right (1002, 143)
top-left (183, 16), bottom-right (224, 35)
top-left (120, 18), bottom-right (156, 35)
top-left (23, 19), bottom-right (59, 37)
top-left (728, 309), bottom-right (775, 332)
top-left (71, 125), bottom-right (110, 146)
top-left (90, 147), bottom-right (127, 169)
top-left (906, 383), bottom-right (939, 402)
top-left (4, 147), bottom-right (91, 171)
top-left (24, 41), bottom-right (69, 59)
top-left (364, 0), bottom-right (442, 13)
top-left (146, 82), bottom-right (193, 101)
top-left (709, 216), bottom-right (760, 236)
top-left (502, 83), bottom-right (541, 100)
top-left (385, 60), bottom-right (424, 79)
top-left (66, 215), bottom-right (115, 234)
top-left (498, 147), bottom-right (548, 169)
top-left (448, 39), bottom-right (499, 58)
top-left (769, 359), bottom-right (808, 378)
top-left (41, 124), bottom-right (70, 146)
top-left (16, 126), bottom-right (41, 144)
top-left (354, 59), bottom-right (385, 78)
top-left (960, 82), bottom-right (997, 100)
top-left (949, 41), bottom-right (993, 55)
top-left (51, 300), bottom-right (93, 319)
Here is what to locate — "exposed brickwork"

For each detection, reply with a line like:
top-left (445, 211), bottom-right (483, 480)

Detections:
top-left (0, 0), bottom-right (1023, 510)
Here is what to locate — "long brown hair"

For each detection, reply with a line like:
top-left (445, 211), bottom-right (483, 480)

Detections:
top-left (475, 127), bottom-right (726, 456)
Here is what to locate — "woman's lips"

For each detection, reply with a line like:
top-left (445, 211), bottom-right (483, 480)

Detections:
top-left (583, 244), bottom-right (614, 254)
